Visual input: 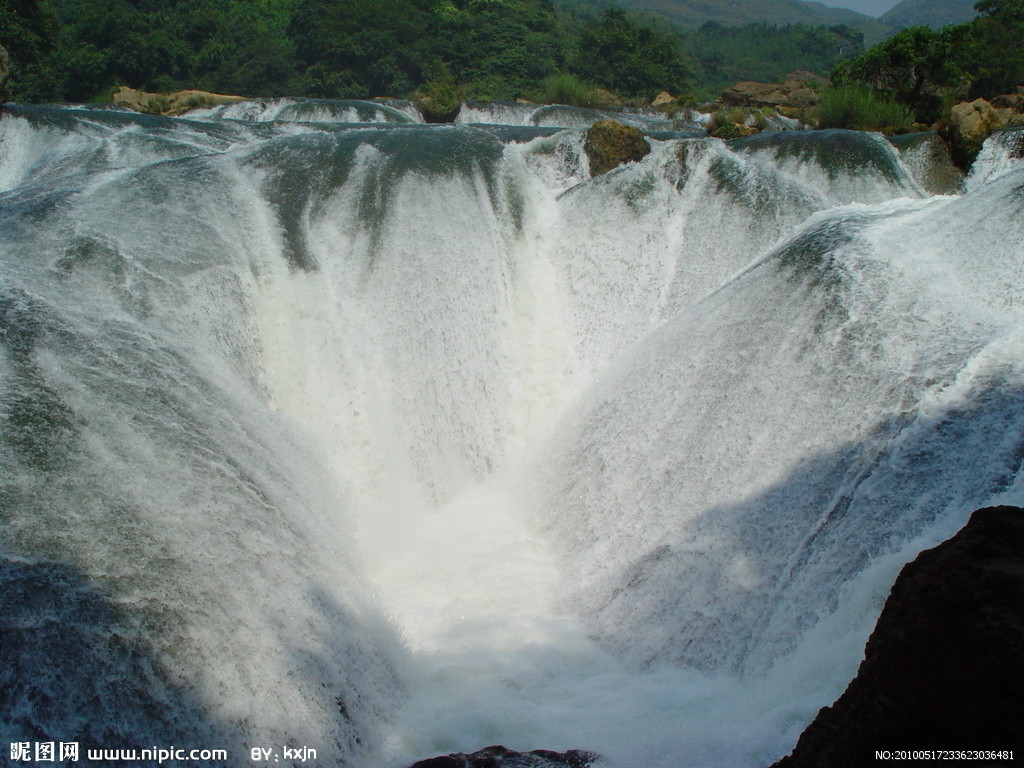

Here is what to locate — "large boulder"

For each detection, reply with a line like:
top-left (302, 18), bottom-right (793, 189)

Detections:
top-left (771, 506), bottom-right (1024, 767)
top-left (650, 90), bottom-right (676, 110)
top-left (941, 97), bottom-right (1015, 170)
top-left (722, 70), bottom-right (827, 109)
top-left (407, 745), bottom-right (600, 768)
top-left (992, 85), bottom-right (1024, 112)
top-left (584, 119), bottom-right (650, 176)
top-left (111, 86), bottom-right (246, 116)
top-left (414, 94), bottom-right (461, 123)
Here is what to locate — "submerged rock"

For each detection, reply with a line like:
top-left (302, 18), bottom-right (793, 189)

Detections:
top-left (407, 745), bottom-right (601, 767)
top-left (584, 119), bottom-right (650, 176)
top-left (887, 132), bottom-right (964, 195)
top-left (771, 505), bottom-right (1024, 767)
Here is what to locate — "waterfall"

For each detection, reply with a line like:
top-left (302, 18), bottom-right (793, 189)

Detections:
top-left (1, 99), bottom-right (1021, 767)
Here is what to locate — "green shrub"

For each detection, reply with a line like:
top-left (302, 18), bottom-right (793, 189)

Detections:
top-left (815, 85), bottom-right (914, 132)
top-left (416, 62), bottom-right (463, 122)
top-left (538, 72), bottom-right (593, 107)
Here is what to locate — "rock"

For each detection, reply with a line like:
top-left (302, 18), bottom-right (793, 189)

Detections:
top-left (588, 88), bottom-right (622, 110)
top-left (414, 94), bottom-right (461, 123)
top-left (941, 97), bottom-right (1015, 170)
top-left (722, 70), bottom-right (827, 109)
top-left (584, 119), bottom-right (650, 176)
top-left (992, 89), bottom-right (1024, 111)
top-left (650, 91), bottom-right (675, 110)
top-left (406, 745), bottom-right (600, 768)
top-left (887, 132), bottom-right (964, 195)
top-left (111, 86), bottom-right (246, 116)
top-left (771, 506), bottom-right (1024, 768)
top-left (710, 121), bottom-right (759, 140)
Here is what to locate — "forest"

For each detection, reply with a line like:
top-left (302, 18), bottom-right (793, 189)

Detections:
top-left (1, 0), bottom-right (862, 105)
top-left (2, 0), bottom-right (1021, 116)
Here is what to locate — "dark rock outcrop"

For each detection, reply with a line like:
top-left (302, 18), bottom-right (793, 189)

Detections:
top-left (772, 505), bottom-right (1024, 768)
top-left (584, 119), bottom-right (650, 176)
top-left (407, 745), bottom-right (600, 768)
top-left (993, 86), bottom-right (1024, 112)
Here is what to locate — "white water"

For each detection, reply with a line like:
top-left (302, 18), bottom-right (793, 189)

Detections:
top-left (1, 101), bottom-right (1022, 767)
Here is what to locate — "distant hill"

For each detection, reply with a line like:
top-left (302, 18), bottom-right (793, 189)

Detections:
top-left (558, 0), bottom-right (892, 42)
top-left (880, 0), bottom-right (979, 30)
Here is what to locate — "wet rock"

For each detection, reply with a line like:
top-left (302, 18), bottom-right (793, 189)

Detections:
top-left (584, 119), bottom-right (650, 176)
top-left (887, 132), bottom-right (964, 195)
top-left (407, 745), bottom-right (601, 768)
top-left (414, 94), bottom-right (461, 123)
top-left (771, 505), bottom-right (1024, 768)
top-left (111, 86), bottom-right (246, 116)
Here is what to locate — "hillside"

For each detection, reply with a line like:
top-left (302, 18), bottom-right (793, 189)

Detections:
top-left (558, 0), bottom-right (892, 42)
top-left (880, 0), bottom-right (979, 30)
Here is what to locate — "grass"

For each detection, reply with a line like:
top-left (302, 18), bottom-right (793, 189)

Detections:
top-left (815, 85), bottom-right (914, 133)
top-left (537, 72), bottom-right (595, 107)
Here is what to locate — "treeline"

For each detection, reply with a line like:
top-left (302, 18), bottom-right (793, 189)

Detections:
top-left (682, 22), bottom-right (863, 99)
top-left (1, 0), bottom-right (864, 106)
top-left (828, 0), bottom-right (1024, 125)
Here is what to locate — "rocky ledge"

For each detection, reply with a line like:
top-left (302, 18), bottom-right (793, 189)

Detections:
top-left (772, 505), bottom-right (1024, 767)
top-left (111, 85), bottom-right (246, 116)
top-left (407, 745), bottom-right (600, 767)
top-left (721, 70), bottom-right (828, 111)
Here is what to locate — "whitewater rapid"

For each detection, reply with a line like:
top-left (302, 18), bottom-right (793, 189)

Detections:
top-left (1, 100), bottom-right (1022, 768)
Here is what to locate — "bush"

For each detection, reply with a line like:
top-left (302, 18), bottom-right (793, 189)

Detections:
top-left (538, 72), bottom-right (593, 107)
top-left (416, 62), bottom-right (463, 122)
top-left (815, 85), bottom-right (914, 132)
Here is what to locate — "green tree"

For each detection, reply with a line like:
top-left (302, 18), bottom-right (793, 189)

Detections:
top-left (958, 0), bottom-right (1024, 98)
top-left (0, 0), bottom-right (62, 101)
top-left (429, 0), bottom-right (564, 99)
top-left (831, 26), bottom-right (965, 122)
top-left (289, 0), bottom-right (430, 98)
top-left (570, 7), bottom-right (693, 98)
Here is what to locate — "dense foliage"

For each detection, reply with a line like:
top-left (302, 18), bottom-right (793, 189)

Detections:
top-left (0, 0), bottom-right (61, 100)
top-left (0, 0), bottom-right (868, 106)
top-left (833, 0), bottom-right (1024, 122)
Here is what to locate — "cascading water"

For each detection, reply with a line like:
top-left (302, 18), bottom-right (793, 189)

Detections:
top-left (1, 99), bottom-right (1021, 768)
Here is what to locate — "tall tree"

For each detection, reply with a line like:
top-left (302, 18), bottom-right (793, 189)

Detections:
top-left (0, 0), bottom-right (62, 101)
top-left (570, 7), bottom-right (693, 98)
